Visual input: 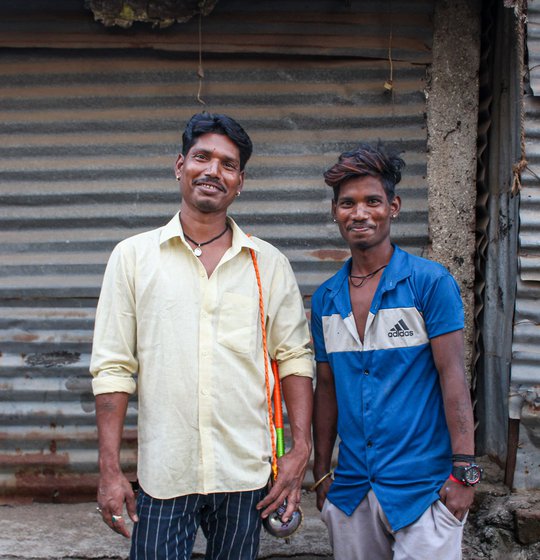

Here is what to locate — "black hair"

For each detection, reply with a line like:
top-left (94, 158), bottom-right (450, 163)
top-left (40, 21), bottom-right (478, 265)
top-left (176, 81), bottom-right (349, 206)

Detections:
top-left (324, 142), bottom-right (406, 201)
top-left (182, 112), bottom-right (253, 170)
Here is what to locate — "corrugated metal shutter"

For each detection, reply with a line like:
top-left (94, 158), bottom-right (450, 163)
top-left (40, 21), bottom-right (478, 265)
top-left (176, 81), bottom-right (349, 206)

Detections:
top-left (509, 2), bottom-right (540, 489)
top-left (0, 1), bottom-right (433, 500)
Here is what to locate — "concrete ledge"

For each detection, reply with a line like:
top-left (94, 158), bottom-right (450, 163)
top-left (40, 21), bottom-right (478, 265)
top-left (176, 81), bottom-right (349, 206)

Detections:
top-left (0, 491), bottom-right (332, 560)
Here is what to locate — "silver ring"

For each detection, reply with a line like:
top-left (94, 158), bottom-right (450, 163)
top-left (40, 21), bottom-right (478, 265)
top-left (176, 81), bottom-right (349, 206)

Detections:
top-left (96, 506), bottom-right (102, 514)
top-left (111, 514), bottom-right (123, 523)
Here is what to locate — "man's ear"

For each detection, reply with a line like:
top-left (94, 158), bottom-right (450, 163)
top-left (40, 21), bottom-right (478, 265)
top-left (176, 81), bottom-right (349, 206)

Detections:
top-left (174, 154), bottom-right (184, 179)
top-left (390, 195), bottom-right (401, 217)
top-left (236, 170), bottom-right (245, 194)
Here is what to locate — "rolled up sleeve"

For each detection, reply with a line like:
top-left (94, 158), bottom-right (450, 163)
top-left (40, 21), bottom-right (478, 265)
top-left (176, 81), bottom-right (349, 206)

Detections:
top-left (90, 241), bottom-right (138, 396)
top-left (266, 253), bottom-right (313, 380)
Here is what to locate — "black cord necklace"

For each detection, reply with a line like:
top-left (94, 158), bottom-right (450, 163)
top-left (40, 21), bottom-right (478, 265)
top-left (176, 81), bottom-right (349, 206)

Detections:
top-left (349, 264), bottom-right (387, 288)
top-left (183, 224), bottom-right (230, 257)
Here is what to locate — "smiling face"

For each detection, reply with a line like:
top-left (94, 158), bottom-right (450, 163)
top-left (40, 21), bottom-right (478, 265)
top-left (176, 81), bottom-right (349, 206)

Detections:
top-left (332, 175), bottom-right (401, 252)
top-left (175, 133), bottom-right (244, 215)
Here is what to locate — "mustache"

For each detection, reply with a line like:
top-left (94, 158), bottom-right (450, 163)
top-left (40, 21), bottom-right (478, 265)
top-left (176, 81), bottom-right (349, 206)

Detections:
top-left (193, 177), bottom-right (226, 192)
top-left (346, 220), bottom-right (374, 231)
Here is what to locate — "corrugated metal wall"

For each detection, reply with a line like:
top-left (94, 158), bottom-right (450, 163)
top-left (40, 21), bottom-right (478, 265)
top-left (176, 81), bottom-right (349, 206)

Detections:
top-left (509, 2), bottom-right (540, 489)
top-left (473, 0), bottom-right (520, 465)
top-left (0, 0), bottom-right (434, 501)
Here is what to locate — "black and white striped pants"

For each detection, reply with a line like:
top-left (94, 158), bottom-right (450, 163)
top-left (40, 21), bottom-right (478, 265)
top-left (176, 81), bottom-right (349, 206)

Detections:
top-left (130, 486), bottom-right (266, 560)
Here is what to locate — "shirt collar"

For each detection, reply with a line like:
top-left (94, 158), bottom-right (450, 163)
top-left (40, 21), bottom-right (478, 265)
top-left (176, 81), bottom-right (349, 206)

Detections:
top-left (159, 211), bottom-right (259, 253)
top-left (378, 245), bottom-right (413, 291)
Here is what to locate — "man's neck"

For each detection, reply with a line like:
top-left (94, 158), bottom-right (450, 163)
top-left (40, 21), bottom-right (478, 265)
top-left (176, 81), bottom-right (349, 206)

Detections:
top-left (179, 205), bottom-right (229, 238)
top-left (350, 242), bottom-right (394, 276)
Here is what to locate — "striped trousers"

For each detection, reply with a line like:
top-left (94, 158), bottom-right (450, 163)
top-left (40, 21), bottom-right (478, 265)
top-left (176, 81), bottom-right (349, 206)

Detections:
top-left (130, 487), bottom-right (266, 560)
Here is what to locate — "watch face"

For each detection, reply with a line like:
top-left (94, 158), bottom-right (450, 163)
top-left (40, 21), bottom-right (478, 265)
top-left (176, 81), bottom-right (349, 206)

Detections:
top-left (464, 465), bottom-right (482, 485)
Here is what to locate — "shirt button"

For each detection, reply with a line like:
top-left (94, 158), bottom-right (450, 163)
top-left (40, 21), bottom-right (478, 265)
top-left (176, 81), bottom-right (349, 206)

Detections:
top-left (370, 476), bottom-right (376, 483)
top-left (201, 387), bottom-right (208, 396)
top-left (367, 440), bottom-right (373, 448)
top-left (364, 369), bottom-right (369, 376)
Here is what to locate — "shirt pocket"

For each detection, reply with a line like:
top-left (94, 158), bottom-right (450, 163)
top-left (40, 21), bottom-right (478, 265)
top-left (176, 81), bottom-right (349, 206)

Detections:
top-left (217, 292), bottom-right (257, 354)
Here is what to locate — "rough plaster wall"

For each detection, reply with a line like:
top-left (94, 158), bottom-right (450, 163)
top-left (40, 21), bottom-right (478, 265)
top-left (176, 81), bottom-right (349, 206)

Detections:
top-left (426, 0), bottom-right (482, 377)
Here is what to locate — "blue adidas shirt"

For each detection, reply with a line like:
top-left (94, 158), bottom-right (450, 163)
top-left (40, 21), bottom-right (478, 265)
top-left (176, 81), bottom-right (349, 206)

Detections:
top-left (311, 245), bottom-right (464, 531)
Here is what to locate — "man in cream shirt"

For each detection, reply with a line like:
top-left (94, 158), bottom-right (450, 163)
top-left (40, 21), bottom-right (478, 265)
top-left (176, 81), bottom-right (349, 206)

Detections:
top-left (90, 112), bottom-right (313, 559)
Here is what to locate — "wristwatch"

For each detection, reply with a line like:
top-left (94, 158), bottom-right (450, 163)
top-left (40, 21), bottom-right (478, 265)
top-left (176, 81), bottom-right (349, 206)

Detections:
top-left (451, 463), bottom-right (483, 486)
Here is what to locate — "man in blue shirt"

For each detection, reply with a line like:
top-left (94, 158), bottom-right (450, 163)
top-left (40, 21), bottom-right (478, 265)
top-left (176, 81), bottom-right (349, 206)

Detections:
top-left (311, 143), bottom-right (481, 559)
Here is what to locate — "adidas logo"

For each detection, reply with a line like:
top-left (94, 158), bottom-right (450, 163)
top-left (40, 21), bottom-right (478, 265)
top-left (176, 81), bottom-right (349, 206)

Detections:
top-left (388, 319), bottom-right (414, 338)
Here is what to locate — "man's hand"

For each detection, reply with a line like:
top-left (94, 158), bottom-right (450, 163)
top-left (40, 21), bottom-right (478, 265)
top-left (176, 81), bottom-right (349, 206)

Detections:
top-left (438, 476), bottom-right (474, 521)
top-left (256, 445), bottom-right (310, 523)
top-left (256, 374), bottom-right (312, 523)
top-left (97, 472), bottom-right (138, 538)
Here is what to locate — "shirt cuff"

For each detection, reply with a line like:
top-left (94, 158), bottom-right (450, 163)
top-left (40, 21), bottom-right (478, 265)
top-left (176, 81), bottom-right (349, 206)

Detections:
top-left (278, 356), bottom-right (314, 379)
top-left (92, 374), bottom-right (137, 396)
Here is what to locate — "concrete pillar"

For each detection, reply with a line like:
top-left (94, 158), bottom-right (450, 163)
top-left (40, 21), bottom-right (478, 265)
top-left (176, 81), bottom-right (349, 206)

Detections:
top-left (425, 0), bottom-right (482, 377)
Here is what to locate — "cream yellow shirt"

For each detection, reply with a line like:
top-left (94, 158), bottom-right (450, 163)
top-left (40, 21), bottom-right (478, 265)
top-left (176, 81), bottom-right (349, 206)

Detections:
top-left (90, 212), bottom-right (313, 499)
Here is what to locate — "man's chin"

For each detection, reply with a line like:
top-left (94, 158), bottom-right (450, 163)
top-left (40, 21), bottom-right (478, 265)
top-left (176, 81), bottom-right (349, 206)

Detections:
top-left (195, 200), bottom-right (224, 213)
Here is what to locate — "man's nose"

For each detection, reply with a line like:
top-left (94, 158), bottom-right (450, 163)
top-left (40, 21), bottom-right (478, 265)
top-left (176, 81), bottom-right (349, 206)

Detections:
top-left (351, 203), bottom-right (369, 218)
top-left (205, 158), bottom-right (220, 177)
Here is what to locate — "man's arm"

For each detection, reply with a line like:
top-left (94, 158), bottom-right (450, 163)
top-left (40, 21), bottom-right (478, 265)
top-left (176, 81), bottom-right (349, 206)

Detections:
top-left (431, 330), bottom-right (475, 520)
top-left (256, 374), bottom-right (313, 522)
top-left (95, 392), bottom-right (138, 538)
top-left (312, 361), bottom-right (338, 511)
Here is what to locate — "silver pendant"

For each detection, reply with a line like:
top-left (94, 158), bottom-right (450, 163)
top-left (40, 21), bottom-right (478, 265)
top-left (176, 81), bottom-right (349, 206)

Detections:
top-left (193, 247), bottom-right (203, 257)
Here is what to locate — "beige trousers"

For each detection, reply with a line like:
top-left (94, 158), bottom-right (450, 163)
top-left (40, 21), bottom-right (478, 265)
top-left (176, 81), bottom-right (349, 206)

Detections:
top-left (321, 490), bottom-right (467, 560)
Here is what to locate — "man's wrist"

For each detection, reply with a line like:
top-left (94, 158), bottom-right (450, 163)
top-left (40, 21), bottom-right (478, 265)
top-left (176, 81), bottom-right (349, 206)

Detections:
top-left (452, 453), bottom-right (475, 463)
top-left (289, 438), bottom-right (312, 459)
top-left (310, 471), bottom-right (334, 492)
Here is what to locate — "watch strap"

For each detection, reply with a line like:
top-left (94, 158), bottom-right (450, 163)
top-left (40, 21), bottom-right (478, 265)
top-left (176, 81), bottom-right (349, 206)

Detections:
top-left (449, 473), bottom-right (466, 486)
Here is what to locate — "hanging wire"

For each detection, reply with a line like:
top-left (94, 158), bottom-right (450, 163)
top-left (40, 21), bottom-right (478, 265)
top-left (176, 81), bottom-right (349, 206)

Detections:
top-left (383, 0), bottom-right (395, 106)
top-left (384, 30), bottom-right (394, 93)
top-left (196, 1), bottom-right (206, 105)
